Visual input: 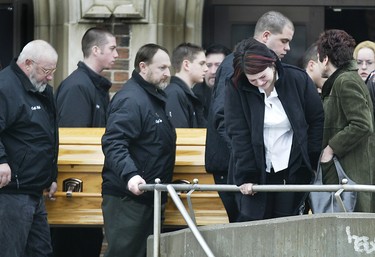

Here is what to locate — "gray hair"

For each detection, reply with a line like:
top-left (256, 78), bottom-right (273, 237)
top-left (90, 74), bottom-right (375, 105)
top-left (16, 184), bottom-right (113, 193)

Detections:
top-left (17, 40), bottom-right (58, 63)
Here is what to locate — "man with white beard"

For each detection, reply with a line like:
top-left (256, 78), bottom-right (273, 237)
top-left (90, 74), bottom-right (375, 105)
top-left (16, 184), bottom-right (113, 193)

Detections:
top-left (0, 39), bottom-right (58, 256)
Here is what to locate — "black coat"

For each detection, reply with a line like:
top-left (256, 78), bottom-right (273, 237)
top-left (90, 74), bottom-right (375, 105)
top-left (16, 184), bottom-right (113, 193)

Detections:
top-left (55, 61), bottom-right (111, 127)
top-left (101, 71), bottom-right (176, 204)
top-left (192, 81), bottom-right (212, 120)
top-left (225, 60), bottom-right (324, 216)
top-left (205, 54), bottom-right (234, 175)
top-left (165, 76), bottom-right (206, 128)
top-left (0, 60), bottom-right (58, 196)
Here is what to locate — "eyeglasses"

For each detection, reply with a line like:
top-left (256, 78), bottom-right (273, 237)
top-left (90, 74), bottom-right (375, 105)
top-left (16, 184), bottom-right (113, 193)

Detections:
top-left (31, 60), bottom-right (56, 76)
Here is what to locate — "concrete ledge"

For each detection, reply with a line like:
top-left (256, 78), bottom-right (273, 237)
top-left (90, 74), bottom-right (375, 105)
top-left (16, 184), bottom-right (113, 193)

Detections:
top-left (147, 213), bottom-right (375, 257)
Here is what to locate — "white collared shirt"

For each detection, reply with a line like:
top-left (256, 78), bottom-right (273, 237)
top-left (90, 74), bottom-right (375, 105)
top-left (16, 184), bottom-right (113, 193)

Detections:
top-left (259, 87), bottom-right (293, 173)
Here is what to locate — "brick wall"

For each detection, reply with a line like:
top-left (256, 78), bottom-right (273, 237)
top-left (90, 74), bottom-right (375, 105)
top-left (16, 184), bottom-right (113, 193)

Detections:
top-left (101, 23), bottom-right (131, 95)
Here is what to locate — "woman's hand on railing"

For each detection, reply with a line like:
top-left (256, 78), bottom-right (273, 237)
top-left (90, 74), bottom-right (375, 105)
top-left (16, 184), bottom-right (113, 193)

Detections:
top-left (240, 183), bottom-right (257, 195)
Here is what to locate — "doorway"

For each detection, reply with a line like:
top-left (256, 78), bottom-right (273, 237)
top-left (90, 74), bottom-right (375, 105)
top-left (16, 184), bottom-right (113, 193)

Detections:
top-left (325, 8), bottom-right (375, 43)
top-left (0, 0), bottom-right (34, 69)
top-left (0, 4), bottom-right (13, 68)
top-left (203, 5), bottom-right (324, 66)
top-left (203, 3), bottom-right (375, 66)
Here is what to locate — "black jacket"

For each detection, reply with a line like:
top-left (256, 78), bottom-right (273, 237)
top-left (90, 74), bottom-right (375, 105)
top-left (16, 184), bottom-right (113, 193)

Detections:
top-left (0, 60), bottom-right (58, 196)
top-left (101, 71), bottom-right (176, 204)
top-left (225, 60), bottom-right (323, 218)
top-left (165, 76), bottom-right (206, 128)
top-left (225, 59), bottom-right (324, 186)
top-left (55, 61), bottom-right (111, 127)
top-left (366, 71), bottom-right (375, 116)
top-left (205, 54), bottom-right (233, 175)
top-left (192, 82), bottom-right (212, 121)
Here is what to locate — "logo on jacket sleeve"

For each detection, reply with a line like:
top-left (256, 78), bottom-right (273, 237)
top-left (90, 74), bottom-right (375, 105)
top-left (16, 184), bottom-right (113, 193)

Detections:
top-left (155, 112), bottom-right (163, 124)
top-left (31, 105), bottom-right (41, 110)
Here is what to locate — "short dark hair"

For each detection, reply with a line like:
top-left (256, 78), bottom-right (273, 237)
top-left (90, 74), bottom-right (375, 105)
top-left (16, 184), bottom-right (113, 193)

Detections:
top-left (232, 38), bottom-right (276, 87)
top-left (81, 27), bottom-right (114, 58)
top-left (134, 43), bottom-right (169, 73)
top-left (317, 29), bottom-right (356, 68)
top-left (205, 43), bottom-right (231, 57)
top-left (300, 43), bottom-right (319, 69)
top-left (172, 43), bottom-right (204, 72)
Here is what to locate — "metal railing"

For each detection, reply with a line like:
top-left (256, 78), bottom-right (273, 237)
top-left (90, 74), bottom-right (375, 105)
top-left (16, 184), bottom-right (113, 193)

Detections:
top-left (139, 180), bottom-right (375, 257)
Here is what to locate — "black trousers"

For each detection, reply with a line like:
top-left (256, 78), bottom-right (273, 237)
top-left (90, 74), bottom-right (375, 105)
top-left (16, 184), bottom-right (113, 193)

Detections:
top-left (213, 173), bottom-right (239, 222)
top-left (263, 168), bottom-right (296, 219)
top-left (237, 168), bottom-right (298, 221)
top-left (51, 227), bottom-right (103, 257)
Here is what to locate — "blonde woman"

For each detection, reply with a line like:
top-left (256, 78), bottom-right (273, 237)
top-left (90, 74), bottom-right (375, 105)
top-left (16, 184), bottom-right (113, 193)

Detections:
top-left (353, 40), bottom-right (375, 81)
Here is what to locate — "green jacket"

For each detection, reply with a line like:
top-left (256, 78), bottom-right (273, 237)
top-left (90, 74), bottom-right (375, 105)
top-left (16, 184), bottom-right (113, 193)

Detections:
top-left (321, 60), bottom-right (375, 212)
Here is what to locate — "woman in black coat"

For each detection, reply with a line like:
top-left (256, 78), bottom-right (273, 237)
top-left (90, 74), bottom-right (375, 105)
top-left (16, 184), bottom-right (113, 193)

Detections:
top-left (225, 38), bottom-right (324, 221)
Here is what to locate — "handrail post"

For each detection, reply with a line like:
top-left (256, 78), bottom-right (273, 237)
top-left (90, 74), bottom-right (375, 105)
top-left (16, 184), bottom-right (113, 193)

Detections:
top-left (186, 179), bottom-right (199, 225)
top-left (334, 188), bottom-right (347, 212)
top-left (153, 179), bottom-right (161, 257)
top-left (167, 184), bottom-right (215, 257)
top-left (186, 188), bottom-right (197, 225)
